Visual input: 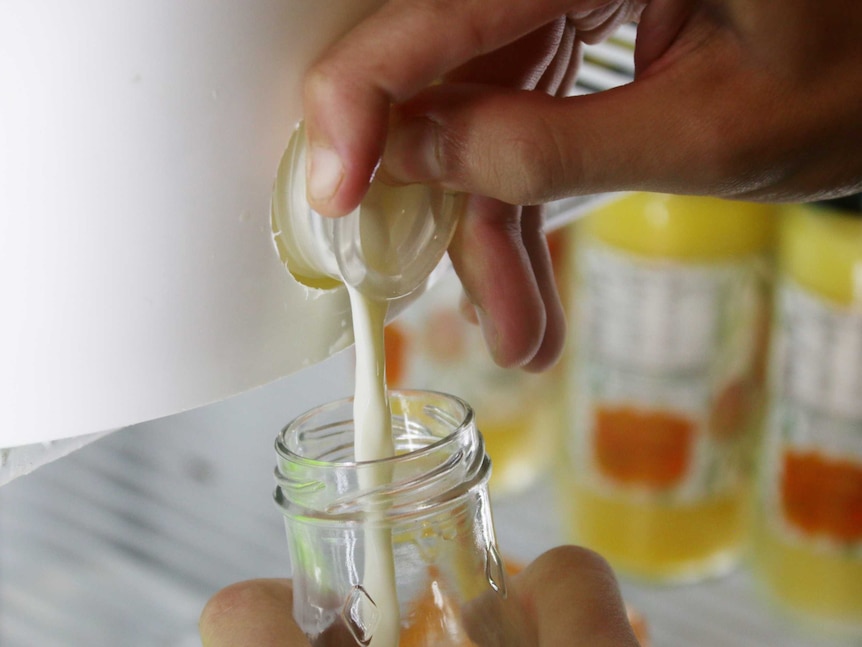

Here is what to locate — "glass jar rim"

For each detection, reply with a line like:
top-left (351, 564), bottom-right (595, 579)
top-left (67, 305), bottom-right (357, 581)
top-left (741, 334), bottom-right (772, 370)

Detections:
top-left (274, 390), bottom-right (487, 522)
top-left (274, 389), bottom-right (475, 468)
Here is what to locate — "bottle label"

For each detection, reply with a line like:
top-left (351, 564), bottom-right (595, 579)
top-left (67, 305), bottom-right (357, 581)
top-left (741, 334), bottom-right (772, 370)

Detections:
top-left (760, 398), bottom-right (862, 552)
top-left (761, 279), bottom-right (862, 552)
top-left (771, 280), bottom-right (862, 420)
top-left (386, 274), bottom-right (547, 422)
top-left (569, 240), bottom-right (770, 501)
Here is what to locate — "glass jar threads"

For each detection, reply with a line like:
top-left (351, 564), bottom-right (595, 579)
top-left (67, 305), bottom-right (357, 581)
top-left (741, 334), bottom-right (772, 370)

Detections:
top-left (274, 390), bottom-right (508, 646)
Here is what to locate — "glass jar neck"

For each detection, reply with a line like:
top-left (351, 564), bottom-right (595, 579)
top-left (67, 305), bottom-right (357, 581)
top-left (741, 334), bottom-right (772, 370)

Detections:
top-left (274, 390), bottom-right (489, 523)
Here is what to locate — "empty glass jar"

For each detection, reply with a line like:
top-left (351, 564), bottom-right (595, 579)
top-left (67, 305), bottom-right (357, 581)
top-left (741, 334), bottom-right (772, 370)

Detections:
top-left (274, 390), bottom-right (509, 646)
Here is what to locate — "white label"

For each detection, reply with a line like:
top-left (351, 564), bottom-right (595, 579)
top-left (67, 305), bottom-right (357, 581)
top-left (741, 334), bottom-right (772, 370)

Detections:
top-left (773, 281), bottom-right (862, 420)
top-left (386, 274), bottom-right (547, 423)
top-left (577, 242), bottom-right (764, 375)
top-left (569, 240), bottom-right (770, 501)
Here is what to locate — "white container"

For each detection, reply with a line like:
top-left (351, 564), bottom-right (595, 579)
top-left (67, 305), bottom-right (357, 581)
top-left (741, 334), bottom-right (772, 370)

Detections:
top-left (0, 1), bottom-right (384, 448)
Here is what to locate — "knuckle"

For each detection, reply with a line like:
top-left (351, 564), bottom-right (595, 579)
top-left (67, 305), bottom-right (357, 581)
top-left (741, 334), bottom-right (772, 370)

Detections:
top-left (405, 0), bottom-right (493, 55)
top-left (495, 118), bottom-right (573, 204)
top-left (303, 61), bottom-right (344, 108)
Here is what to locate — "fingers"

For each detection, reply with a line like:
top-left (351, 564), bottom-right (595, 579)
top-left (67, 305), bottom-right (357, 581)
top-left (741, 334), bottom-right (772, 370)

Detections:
top-left (464, 546), bottom-right (640, 647)
top-left (381, 83), bottom-right (591, 204)
top-left (535, 20), bottom-right (580, 97)
top-left (445, 18), bottom-right (568, 91)
top-left (380, 6), bottom-right (861, 204)
top-left (519, 206), bottom-right (566, 372)
top-left (449, 202), bottom-right (564, 371)
top-left (427, 18), bottom-right (570, 370)
top-left (199, 579), bottom-right (309, 647)
top-left (514, 546), bottom-right (640, 647)
top-left (302, 0), bottom-right (579, 217)
top-left (448, 196), bottom-right (546, 368)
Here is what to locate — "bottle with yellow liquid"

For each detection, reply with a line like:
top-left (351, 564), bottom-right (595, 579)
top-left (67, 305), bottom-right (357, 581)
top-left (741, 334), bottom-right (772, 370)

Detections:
top-left (752, 196), bottom-right (862, 634)
top-left (562, 192), bottom-right (778, 582)
top-left (383, 232), bottom-right (569, 496)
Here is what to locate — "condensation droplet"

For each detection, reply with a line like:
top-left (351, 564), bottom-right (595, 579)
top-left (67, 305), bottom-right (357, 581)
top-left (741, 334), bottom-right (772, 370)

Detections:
top-left (341, 585), bottom-right (380, 646)
top-left (485, 543), bottom-right (508, 599)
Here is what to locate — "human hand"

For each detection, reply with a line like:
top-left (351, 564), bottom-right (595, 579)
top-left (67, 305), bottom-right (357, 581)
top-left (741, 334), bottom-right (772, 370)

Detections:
top-left (199, 546), bottom-right (643, 646)
top-left (302, 1), bottom-right (642, 371)
top-left (301, 0), bottom-right (862, 369)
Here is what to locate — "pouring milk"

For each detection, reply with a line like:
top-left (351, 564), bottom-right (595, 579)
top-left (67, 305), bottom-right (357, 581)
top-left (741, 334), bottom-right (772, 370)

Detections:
top-left (271, 120), bottom-right (462, 645)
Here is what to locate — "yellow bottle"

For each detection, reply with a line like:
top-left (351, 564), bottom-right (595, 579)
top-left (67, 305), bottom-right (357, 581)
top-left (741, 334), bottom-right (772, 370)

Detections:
top-left (753, 197), bottom-right (862, 633)
top-left (562, 192), bottom-right (778, 582)
top-left (384, 232), bottom-right (568, 496)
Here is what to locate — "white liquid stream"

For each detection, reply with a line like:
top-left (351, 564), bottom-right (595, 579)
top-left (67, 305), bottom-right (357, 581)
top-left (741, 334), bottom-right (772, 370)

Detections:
top-left (347, 286), bottom-right (401, 647)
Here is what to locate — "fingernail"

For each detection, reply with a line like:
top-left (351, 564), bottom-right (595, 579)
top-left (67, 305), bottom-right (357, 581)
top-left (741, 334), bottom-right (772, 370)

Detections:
top-left (383, 116), bottom-right (443, 182)
top-left (307, 145), bottom-right (344, 204)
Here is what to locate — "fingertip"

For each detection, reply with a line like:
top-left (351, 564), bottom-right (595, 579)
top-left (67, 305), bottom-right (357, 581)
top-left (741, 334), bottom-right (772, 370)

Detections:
top-left (302, 70), bottom-right (390, 218)
top-left (458, 292), bottom-right (480, 325)
top-left (521, 300), bottom-right (566, 372)
top-left (450, 196), bottom-right (548, 369)
top-left (471, 288), bottom-right (547, 370)
top-left (520, 206), bottom-right (567, 372)
top-left (516, 546), bottom-right (639, 647)
top-left (199, 579), bottom-right (302, 647)
top-left (525, 545), bottom-right (618, 584)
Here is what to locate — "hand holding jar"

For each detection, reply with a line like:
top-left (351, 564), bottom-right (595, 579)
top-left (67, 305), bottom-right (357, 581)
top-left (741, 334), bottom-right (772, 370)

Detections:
top-left (199, 546), bottom-right (643, 647)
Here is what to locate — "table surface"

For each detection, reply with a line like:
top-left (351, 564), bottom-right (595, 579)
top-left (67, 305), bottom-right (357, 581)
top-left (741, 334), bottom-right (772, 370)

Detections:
top-left (2, 353), bottom-right (860, 647)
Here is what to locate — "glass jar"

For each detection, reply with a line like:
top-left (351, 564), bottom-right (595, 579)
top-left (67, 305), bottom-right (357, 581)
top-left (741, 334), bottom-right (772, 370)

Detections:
top-left (273, 389), bottom-right (509, 646)
top-left (752, 198), bottom-right (862, 634)
top-left (271, 121), bottom-right (461, 299)
top-left (561, 192), bottom-right (778, 582)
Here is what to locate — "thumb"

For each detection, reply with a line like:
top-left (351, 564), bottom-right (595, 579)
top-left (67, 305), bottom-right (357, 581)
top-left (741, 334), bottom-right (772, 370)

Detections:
top-left (380, 23), bottom-right (792, 204)
top-left (199, 579), bottom-right (311, 647)
top-left (462, 546), bottom-right (640, 647)
top-left (513, 546), bottom-right (640, 647)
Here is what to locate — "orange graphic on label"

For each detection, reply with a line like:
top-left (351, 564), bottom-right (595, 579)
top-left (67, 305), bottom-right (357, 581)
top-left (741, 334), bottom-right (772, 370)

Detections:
top-left (594, 406), bottom-right (695, 488)
top-left (781, 450), bottom-right (862, 543)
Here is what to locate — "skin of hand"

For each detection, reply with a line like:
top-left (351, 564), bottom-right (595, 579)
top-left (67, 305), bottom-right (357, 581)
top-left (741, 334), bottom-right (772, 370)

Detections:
top-left (301, 0), bottom-right (862, 371)
top-left (198, 545), bottom-right (641, 647)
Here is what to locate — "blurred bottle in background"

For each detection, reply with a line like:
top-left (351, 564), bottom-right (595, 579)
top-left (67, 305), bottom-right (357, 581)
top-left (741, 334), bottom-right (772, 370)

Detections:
top-left (384, 232), bottom-right (568, 497)
top-left (561, 193), bottom-right (778, 582)
top-left (753, 196), bottom-right (862, 633)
